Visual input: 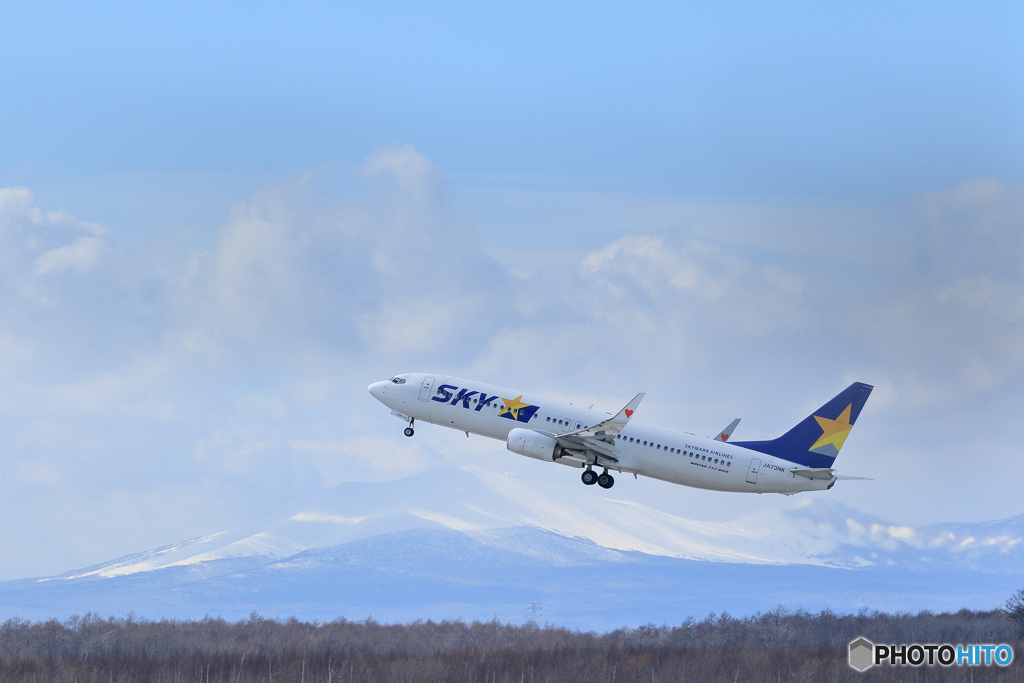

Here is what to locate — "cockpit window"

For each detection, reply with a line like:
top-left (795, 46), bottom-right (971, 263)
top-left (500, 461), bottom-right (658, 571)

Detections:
top-left (390, 377), bottom-right (406, 384)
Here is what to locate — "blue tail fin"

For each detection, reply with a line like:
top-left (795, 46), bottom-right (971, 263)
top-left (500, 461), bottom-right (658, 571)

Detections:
top-left (732, 382), bottom-right (873, 468)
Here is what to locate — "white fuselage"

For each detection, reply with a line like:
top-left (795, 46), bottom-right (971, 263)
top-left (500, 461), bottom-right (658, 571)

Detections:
top-left (369, 373), bottom-right (834, 495)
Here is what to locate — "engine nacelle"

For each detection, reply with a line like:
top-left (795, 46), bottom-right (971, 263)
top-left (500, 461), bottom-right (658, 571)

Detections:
top-left (507, 428), bottom-right (563, 462)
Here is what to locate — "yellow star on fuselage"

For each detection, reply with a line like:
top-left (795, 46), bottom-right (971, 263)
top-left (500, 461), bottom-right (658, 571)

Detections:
top-left (810, 404), bottom-right (853, 452)
top-left (499, 395), bottom-right (530, 421)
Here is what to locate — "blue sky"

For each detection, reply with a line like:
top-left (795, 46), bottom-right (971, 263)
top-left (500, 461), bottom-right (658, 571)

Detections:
top-left (4, 2), bottom-right (1022, 192)
top-left (0, 1), bottom-right (1023, 580)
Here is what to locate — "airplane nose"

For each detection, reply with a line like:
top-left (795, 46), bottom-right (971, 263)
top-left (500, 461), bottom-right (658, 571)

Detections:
top-left (368, 381), bottom-right (385, 399)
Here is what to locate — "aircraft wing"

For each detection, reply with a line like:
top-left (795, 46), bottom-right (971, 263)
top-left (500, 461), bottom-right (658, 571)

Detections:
top-left (547, 393), bottom-right (644, 467)
top-left (713, 418), bottom-right (741, 442)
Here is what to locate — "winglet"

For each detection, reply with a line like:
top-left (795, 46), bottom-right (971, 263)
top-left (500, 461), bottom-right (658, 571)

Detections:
top-left (714, 418), bottom-right (741, 442)
top-left (562, 392), bottom-right (645, 444)
top-left (611, 393), bottom-right (644, 424)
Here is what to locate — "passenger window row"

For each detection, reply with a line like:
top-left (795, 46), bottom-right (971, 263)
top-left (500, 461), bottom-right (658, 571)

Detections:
top-left (470, 398), bottom-right (498, 407)
top-left (538, 415), bottom-right (733, 468)
top-left (613, 434), bottom-right (732, 467)
top-left (545, 417), bottom-right (582, 430)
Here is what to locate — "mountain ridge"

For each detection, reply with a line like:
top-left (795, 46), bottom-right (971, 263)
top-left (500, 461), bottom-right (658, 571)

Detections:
top-left (40, 466), bottom-right (1022, 580)
top-left (2, 466), bottom-right (1021, 629)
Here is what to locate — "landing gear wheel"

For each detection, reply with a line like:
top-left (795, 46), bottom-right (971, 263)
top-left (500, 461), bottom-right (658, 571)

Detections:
top-left (598, 473), bottom-right (615, 489)
top-left (581, 469), bottom-right (598, 486)
top-left (404, 427), bottom-right (415, 437)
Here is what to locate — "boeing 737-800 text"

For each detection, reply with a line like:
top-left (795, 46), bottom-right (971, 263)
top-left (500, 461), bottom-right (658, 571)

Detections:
top-left (368, 374), bottom-right (872, 495)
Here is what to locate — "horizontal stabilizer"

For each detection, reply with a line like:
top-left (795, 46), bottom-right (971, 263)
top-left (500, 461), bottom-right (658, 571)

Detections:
top-left (789, 468), bottom-right (872, 482)
top-left (714, 418), bottom-right (741, 442)
top-left (789, 467), bottom-right (836, 481)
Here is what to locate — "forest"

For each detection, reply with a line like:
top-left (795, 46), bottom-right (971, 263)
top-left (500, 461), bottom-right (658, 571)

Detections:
top-left (0, 603), bottom-right (1021, 682)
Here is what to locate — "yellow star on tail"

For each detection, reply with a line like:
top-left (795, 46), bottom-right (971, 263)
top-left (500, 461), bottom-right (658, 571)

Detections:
top-left (810, 404), bottom-right (853, 452)
top-left (499, 395), bottom-right (530, 421)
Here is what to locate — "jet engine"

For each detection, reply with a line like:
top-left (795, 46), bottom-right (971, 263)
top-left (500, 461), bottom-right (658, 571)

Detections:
top-left (506, 428), bottom-right (562, 462)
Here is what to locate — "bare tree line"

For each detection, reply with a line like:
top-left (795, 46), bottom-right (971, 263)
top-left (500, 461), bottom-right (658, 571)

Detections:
top-left (0, 605), bottom-right (1020, 682)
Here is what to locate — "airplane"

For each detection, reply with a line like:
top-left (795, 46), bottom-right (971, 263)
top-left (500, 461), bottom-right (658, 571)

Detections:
top-left (367, 374), bottom-right (872, 495)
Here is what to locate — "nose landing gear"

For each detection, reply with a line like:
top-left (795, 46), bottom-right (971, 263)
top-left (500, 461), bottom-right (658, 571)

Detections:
top-left (403, 417), bottom-right (415, 437)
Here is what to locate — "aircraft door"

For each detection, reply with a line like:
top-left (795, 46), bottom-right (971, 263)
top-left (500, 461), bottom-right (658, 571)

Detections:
top-left (746, 458), bottom-right (761, 484)
top-left (418, 377), bottom-right (436, 401)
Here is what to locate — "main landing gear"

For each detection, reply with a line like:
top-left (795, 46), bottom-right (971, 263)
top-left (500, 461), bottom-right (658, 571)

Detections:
top-left (581, 467), bottom-right (615, 489)
top-left (403, 418), bottom-right (415, 437)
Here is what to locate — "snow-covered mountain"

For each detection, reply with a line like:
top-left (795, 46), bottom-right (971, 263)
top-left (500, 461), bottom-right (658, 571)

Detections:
top-left (2, 467), bottom-right (1021, 629)
top-left (48, 466), bottom-right (1024, 577)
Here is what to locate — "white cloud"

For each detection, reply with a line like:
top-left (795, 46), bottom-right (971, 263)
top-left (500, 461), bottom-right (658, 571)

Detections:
top-left (0, 186), bottom-right (34, 217)
top-left (842, 180), bottom-right (1024, 405)
top-left (33, 236), bottom-right (109, 275)
top-left (0, 186), bottom-right (115, 308)
top-left (579, 234), bottom-right (805, 336)
top-left (182, 145), bottom-right (509, 361)
top-left (917, 177), bottom-right (1024, 279)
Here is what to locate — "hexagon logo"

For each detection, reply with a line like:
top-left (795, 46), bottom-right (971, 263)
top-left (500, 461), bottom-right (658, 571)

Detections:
top-left (849, 637), bottom-right (875, 672)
